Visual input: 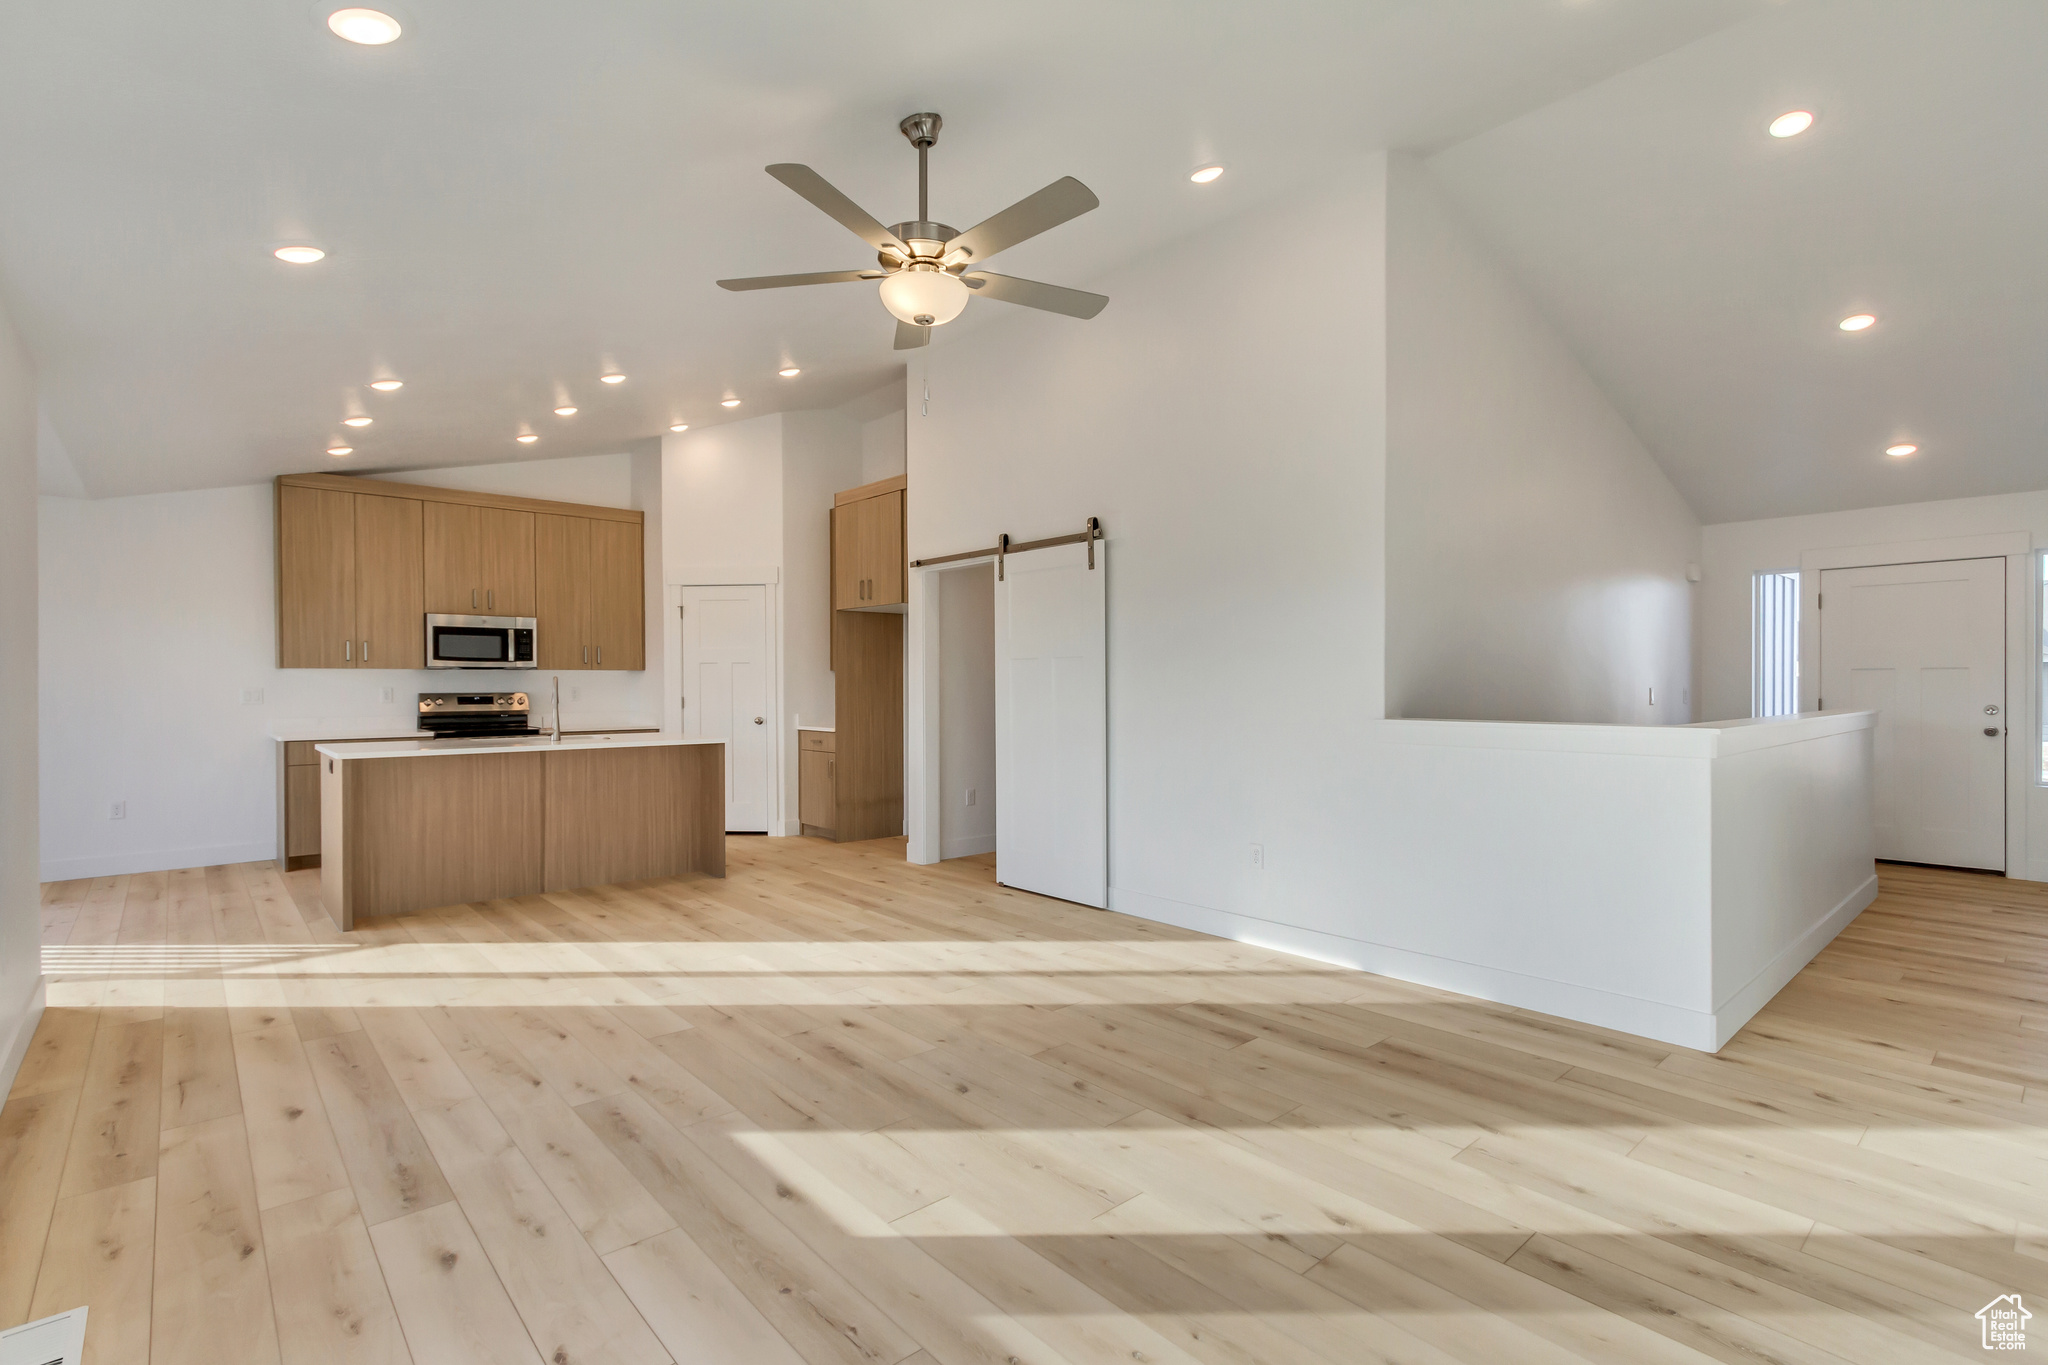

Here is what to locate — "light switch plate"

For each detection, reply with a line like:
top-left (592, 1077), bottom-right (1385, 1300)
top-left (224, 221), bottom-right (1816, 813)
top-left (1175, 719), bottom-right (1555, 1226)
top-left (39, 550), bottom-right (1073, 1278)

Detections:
top-left (109, 801), bottom-right (126, 820)
top-left (241, 687), bottom-right (264, 705)
top-left (1, 1306), bottom-right (87, 1365)
top-left (1250, 842), bottom-right (1264, 869)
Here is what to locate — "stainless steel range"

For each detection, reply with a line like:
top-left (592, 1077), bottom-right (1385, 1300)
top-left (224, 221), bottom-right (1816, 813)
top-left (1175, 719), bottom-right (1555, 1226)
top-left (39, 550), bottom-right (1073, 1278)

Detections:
top-left (417, 692), bottom-right (538, 739)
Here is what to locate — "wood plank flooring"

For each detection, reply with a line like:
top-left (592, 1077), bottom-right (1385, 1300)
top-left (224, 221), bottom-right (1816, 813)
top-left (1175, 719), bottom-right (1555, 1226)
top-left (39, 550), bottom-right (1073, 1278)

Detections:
top-left (4, 845), bottom-right (2045, 1362)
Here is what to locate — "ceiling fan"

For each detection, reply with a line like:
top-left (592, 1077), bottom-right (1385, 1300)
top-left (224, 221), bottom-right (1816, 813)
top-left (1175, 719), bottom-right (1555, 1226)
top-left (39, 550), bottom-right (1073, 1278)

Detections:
top-left (717, 113), bottom-right (1108, 350)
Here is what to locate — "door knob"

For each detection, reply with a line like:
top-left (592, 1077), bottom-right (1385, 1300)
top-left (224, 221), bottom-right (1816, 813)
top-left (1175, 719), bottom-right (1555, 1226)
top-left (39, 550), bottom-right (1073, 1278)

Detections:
top-left (1986, 704), bottom-right (2001, 715)
top-left (753, 716), bottom-right (764, 724)
top-left (1986, 727), bottom-right (2003, 737)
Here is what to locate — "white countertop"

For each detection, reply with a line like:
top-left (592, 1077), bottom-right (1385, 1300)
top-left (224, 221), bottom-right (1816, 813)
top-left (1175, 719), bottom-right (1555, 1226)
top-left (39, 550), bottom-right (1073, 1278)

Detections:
top-left (796, 725), bottom-right (835, 733)
top-left (316, 734), bottom-right (724, 760)
top-left (275, 717), bottom-right (661, 741)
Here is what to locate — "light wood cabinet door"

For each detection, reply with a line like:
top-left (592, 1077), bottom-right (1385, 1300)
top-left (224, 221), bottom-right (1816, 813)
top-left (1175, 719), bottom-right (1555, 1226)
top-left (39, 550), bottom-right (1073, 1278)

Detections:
top-left (861, 490), bottom-right (904, 606)
top-left (422, 502), bottom-right (481, 614)
top-left (479, 507), bottom-right (536, 617)
top-left (589, 519), bottom-right (643, 670)
top-left (353, 495), bottom-right (424, 669)
top-left (533, 513), bottom-right (591, 668)
top-left (285, 763), bottom-right (322, 858)
top-left (831, 504), bottom-right (862, 609)
top-left (277, 485), bottom-right (357, 668)
top-left (799, 749), bottom-right (836, 829)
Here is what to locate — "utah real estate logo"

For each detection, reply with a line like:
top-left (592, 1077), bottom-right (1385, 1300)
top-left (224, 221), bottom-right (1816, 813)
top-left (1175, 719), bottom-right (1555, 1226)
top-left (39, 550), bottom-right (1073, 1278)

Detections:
top-left (1979, 1294), bottom-right (2030, 1350)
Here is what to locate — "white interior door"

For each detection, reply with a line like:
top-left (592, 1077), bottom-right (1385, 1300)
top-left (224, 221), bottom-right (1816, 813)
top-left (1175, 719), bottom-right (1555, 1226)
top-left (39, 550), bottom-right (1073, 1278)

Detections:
top-left (682, 584), bottom-right (770, 833)
top-left (995, 540), bottom-right (1107, 907)
top-left (1819, 557), bottom-right (2005, 870)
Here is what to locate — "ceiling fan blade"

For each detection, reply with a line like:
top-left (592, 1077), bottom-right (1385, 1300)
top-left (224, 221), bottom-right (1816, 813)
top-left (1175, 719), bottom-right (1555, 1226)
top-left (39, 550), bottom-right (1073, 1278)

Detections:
top-left (894, 320), bottom-right (931, 350)
top-left (717, 270), bottom-right (883, 291)
top-left (961, 271), bottom-right (1108, 320)
top-left (766, 165), bottom-right (906, 253)
top-left (945, 177), bottom-right (1099, 263)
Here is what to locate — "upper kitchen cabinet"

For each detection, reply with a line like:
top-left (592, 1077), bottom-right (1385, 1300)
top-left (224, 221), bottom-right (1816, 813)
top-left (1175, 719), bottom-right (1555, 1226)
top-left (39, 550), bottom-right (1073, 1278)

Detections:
top-left (533, 512), bottom-right (644, 669)
top-left (274, 474), bottom-right (645, 670)
top-left (277, 484), bottom-right (356, 668)
top-left (424, 502), bottom-right (535, 617)
top-left (832, 476), bottom-right (905, 609)
top-left (275, 484), bottom-right (424, 668)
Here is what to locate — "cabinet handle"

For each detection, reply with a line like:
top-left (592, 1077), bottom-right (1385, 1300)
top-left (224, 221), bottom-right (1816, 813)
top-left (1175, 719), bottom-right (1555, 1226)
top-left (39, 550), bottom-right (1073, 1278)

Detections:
top-left (488, 589), bottom-right (494, 610)
top-left (827, 759), bottom-right (834, 780)
top-left (362, 639), bottom-right (369, 663)
top-left (583, 646), bottom-right (589, 665)
top-left (472, 588), bottom-right (478, 609)
top-left (596, 646), bottom-right (603, 666)
top-left (344, 639), bottom-right (351, 661)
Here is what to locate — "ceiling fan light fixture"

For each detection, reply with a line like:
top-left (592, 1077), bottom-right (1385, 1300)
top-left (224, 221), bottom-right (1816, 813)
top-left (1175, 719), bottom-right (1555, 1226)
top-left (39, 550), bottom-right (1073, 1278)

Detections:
top-left (879, 267), bottom-right (969, 327)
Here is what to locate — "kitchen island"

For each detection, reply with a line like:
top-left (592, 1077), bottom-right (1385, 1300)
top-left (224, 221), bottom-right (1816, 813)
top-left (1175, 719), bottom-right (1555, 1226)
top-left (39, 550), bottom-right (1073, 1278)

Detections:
top-left (315, 733), bottom-right (725, 928)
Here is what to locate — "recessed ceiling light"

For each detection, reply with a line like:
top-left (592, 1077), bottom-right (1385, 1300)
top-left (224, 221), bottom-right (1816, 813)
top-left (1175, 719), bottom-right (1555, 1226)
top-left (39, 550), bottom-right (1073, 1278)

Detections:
top-left (327, 8), bottom-right (402, 44)
top-left (1887, 443), bottom-right (1918, 457)
top-left (1768, 110), bottom-right (1815, 138)
top-left (327, 446), bottom-right (353, 457)
top-left (1839, 313), bottom-right (1876, 331)
top-left (1189, 165), bottom-right (1224, 184)
top-left (721, 398), bottom-right (741, 407)
top-left (554, 406), bottom-right (578, 416)
top-left (601, 373), bottom-right (626, 384)
top-left (368, 378), bottom-right (403, 391)
top-left (516, 433), bottom-right (538, 444)
top-left (342, 415), bottom-right (373, 427)
top-left (274, 245), bottom-right (325, 264)
top-left (670, 423), bottom-right (689, 432)
top-left (778, 367), bottom-right (801, 378)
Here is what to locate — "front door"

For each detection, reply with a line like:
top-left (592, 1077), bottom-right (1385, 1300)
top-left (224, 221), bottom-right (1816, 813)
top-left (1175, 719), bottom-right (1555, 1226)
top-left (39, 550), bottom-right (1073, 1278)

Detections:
top-left (681, 584), bottom-right (770, 833)
top-left (1818, 557), bottom-right (2005, 870)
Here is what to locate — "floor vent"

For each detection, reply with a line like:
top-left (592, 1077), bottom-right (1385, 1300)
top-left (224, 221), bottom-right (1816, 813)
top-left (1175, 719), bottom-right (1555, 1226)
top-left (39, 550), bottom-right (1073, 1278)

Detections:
top-left (0, 1307), bottom-right (87, 1365)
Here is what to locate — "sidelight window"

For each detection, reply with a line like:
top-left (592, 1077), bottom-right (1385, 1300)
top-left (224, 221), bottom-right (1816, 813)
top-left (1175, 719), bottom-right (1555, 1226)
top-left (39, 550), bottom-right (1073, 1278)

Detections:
top-left (1752, 570), bottom-right (1800, 718)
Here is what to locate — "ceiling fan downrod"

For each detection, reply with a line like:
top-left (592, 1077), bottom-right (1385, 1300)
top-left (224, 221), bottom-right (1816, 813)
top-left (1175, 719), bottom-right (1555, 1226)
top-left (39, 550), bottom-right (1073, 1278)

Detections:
top-left (900, 113), bottom-right (942, 225)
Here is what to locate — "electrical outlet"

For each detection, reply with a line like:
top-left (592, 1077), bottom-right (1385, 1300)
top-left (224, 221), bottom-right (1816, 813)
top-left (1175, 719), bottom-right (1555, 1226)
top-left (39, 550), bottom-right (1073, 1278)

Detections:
top-left (1648, 687), bottom-right (1656, 705)
top-left (965, 788), bottom-right (977, 807)
top-left (1250, 842), bottom-right (1264, 870)
top-left (109, 801), bottom-right (126, 820)
top-left (241, 687), bottom-right (264, 705)
top-left (381, 686), bottom-right (395, 703)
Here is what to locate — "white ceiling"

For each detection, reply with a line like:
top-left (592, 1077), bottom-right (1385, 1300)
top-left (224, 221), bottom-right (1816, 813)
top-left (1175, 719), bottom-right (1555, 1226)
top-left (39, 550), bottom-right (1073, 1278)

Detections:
top-left (0, 0), bottom-right (1771, 497)
top-left (1428, 0), bottom-right (2048, 524)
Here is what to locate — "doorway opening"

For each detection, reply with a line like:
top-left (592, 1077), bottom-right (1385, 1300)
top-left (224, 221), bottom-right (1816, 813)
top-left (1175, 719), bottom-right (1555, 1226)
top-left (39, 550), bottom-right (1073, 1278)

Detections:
top-left (934, 562), bottom-right (996, 861)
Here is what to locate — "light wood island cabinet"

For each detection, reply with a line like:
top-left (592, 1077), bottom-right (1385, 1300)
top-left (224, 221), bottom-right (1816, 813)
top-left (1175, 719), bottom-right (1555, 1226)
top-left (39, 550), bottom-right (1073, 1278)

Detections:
top-left (275, 473), bottom-right (642, 671)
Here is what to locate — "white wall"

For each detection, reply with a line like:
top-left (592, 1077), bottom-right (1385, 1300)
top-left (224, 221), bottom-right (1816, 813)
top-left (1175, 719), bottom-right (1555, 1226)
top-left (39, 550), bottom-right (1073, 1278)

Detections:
top-left (38, 454), bottom-right (663, 880)
top-left (0, 293), bottom-right (44, 1097)
top-left (371, 451), bottom-right (636, 508)
top-left (938, 563), bottom-right (996, 859)
top-left (861, 409), bottom-right (906, 485)
top-left (908, 154), bottom-right (1390, 941)
top-left (1701, 489), bottom-right (2048, 880)
top-left (782, 410), bottom-right (865, 819)
top-left (1384, 154), bottom-right (1700, 725)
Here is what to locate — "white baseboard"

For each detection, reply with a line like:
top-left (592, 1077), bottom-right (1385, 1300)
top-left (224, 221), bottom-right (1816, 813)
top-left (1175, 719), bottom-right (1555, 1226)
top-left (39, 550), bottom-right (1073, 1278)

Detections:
top-left (940, 834), bottom-right (996, 860)
top-left (1107, 885), bottom-right (1723, 1052)
top-left (39, 840), bottom-right (277, 882)
top-left (0, 975), bottom-right (47, 1111)
top-left (1708, 871), bottom-right (1879, 1050)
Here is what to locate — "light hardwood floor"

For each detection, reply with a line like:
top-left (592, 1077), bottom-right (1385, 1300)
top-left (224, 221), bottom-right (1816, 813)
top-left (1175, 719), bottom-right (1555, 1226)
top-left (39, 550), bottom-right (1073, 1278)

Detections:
top-left (3, 844), bottom-right (2044, 1363)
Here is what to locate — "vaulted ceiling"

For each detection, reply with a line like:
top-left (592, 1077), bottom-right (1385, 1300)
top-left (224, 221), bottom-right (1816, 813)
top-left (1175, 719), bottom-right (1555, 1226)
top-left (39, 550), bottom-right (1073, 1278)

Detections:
top-left (0, 0), bottom-right (1770, 497)
top-left (1429, 0), bottom-right (2048, 523)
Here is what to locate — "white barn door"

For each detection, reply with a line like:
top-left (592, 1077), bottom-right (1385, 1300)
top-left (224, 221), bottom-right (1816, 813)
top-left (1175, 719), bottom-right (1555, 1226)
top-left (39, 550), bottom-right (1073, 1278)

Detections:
top-left (995, 540), bottom-right (1107, 907)
top-left (1818, 557), bottom-right (2004, 870)
top-left (682, 584), bottom-right (770, 833)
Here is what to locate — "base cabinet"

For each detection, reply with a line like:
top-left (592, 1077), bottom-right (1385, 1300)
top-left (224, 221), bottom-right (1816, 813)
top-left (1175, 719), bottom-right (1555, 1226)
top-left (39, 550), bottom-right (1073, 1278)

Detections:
top-left (798, 735), bottom-right (836, 833)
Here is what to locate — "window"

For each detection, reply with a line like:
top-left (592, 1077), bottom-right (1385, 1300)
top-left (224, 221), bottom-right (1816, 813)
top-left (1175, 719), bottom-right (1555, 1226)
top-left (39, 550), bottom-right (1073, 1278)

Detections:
top-left (2039, 553), bottom-right (2048, 782)
top-left (1752, 570), bottom-right (1800, 717)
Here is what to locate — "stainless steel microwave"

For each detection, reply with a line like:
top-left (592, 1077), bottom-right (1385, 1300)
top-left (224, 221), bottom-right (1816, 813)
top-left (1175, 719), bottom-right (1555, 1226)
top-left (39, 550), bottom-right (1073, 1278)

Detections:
top-left (425, 614), bottom-right (536, 669)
